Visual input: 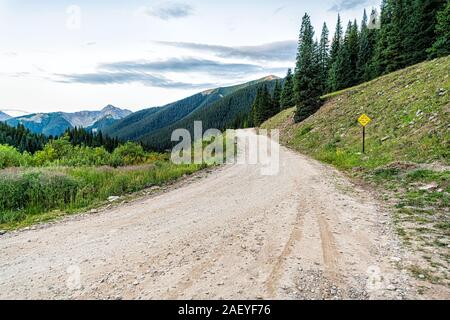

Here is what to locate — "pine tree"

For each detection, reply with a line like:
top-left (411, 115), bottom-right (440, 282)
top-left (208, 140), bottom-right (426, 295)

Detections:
top-left (357, 10), bottom-right (369, 81)
top-left (318, 22), bottom-right (330, 94)
top-left (357, 8), bottom-right (378, 82)
top-left (375, 0), bottom-right (446, 74)
top-left (260, 85), bottom-right (273, 121)
top-left (280, 69), bottom-right (295, 109)
top-left (373, 0), bottom-right (393, 76)
top-left (385, 0), bottom-right (409, 72)
top-left (428, 0), bottom-right (450, 58)
top-left (252, 87), bottom-right (263, 127)
top-left (327, 14), bottom-right (344, 92)
top-left (348, 20), bottom-right (360, 86)
top-left (329, 14), bottom-right (343, 67)
top-left (408, 0), bottom-right (447, 63)
top-left (332, 21), bottom-right (355, 91)
top-left (272, 80), bottom-right (282, 114)
top-left (294, 13), bottom-right (323, 123)
top-left (252, 86), bottom-right (273, 126)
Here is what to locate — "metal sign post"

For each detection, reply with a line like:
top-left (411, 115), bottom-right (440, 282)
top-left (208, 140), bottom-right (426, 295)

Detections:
top-left (358, 114), bottom-right (372, 154)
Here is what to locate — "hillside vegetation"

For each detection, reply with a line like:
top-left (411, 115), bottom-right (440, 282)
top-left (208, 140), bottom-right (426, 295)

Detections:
top-left (0, 137), bottom-right (206, 230)
top-left (262, 56), bottom-right (450, 285)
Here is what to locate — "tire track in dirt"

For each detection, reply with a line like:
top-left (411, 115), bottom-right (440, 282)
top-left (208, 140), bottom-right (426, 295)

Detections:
top-left (265, 207), bottom-right (304, 298)
top-left (317, 215), bottom-right (339, 280)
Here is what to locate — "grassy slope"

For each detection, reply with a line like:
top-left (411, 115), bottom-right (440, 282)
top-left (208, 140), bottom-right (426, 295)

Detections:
top-left (0, 162), bottom-right (205, 230)
top-left (262, 56), bottom-right (450, 286)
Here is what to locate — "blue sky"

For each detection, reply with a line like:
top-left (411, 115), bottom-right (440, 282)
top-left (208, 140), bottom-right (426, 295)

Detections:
top-left (0, 0), bottom-right (381, 115)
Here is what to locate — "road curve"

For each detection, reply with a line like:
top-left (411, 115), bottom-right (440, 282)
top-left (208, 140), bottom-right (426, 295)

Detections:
top-left (0, 130), bottom-right (438, 299)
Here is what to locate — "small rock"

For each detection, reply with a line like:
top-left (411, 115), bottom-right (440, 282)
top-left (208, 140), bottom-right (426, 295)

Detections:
top-left (390, 257), bottom-right (401, 263)
top-left (386, 284), bottom-right (397, 291)
top-left (133, 281), bottom-right (139, 286)
top-left (108, 196), bottom-right (120, 202)
top-left (0, 230), bottom-right (6, 235)
top-left (418, 274), bottom-right (425, 279)
top-left (418, 182), bottom-right (438, 191)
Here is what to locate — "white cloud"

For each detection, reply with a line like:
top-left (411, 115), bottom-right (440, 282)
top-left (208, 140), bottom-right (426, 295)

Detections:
top-left (137, 1), bottom-right (194, 20)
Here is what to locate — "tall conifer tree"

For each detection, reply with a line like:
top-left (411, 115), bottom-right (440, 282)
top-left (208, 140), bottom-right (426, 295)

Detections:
top-left (294, 14), bottom-right (322, 123)
top-left (428, 0), bottom-right (450, 58)
top-left (318, 23), bottom-right (330, 94)
top-left (328, 15), bottom-right (344, 92)
top-left (280, 69), bottom-right (295, 109)
top-left (272, 80), bottom-right (282, 114)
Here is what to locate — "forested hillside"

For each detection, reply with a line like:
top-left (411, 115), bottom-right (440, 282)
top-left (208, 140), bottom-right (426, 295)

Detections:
top-left (268, 0), bottom-right (449, 125)
top-left (106, 76), bottom-right (280, 150)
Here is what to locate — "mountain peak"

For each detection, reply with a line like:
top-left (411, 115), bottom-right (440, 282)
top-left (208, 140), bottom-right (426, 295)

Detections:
top-left (101, 104), bottom-right (118, 112)
top-left (261, 75), bottom-right (280, 81)
top-left (0, 111), bottom-right (12, 121)
top-left (100, 105), bottom-right (132, 119)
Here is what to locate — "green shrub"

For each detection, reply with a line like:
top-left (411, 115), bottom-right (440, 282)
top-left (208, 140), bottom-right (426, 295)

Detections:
top-left (0, 170), bottom-right (79, 223)
top-left (59, 146), bottom-right (112, 167)
top-left (111, 142), bottom-right (147, 166)
top-left (0, 145), bottom-right (27, 169)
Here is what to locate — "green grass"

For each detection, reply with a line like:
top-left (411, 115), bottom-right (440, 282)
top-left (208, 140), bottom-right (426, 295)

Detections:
top-left (0, 161), bottom-right (205, 230)
top-left (262, 56), bottom-right (450, 285)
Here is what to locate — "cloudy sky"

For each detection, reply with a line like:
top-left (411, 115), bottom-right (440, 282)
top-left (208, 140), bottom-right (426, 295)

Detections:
top-left (0, 0), bottom-right (381, 115)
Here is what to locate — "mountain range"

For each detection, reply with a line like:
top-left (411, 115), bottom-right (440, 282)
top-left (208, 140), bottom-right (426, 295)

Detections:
top-left (6, 105), bottom-right (132, 137)
top-left (3, 76), bottom-right (280, 147)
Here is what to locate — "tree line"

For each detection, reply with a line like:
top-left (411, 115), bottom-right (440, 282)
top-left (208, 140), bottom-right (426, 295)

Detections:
top-left (0, 121), bottom-right (121, 154)
top-left (253, 0), bottom-right (449, 125)
top-left (0, 122), bottom-right (48, 154)
top-left (64, 127), bottom-right (120, 153)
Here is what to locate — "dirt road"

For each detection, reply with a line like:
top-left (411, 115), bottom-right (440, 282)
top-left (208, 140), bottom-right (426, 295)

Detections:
top-left (0, 130), bottom-right (444, 299)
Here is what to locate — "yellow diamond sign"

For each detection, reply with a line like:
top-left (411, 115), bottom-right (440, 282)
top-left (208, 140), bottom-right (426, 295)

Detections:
top-left (358, 114), bottom-right (372, 127)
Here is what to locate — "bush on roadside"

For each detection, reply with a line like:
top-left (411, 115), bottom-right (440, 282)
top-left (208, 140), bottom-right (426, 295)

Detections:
top-left (0, 162), bottom-right (204, 226)
top-left (0, 169), bottom-right (79, 223)
top-left (0, 144), bottom-right (28, 169)
top-left (111, 142), bottom-right (147, 166)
